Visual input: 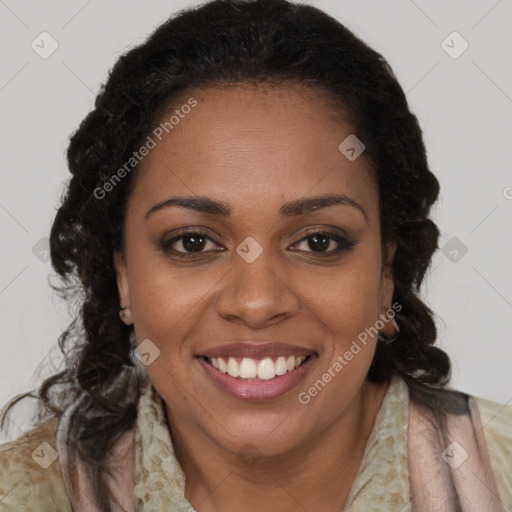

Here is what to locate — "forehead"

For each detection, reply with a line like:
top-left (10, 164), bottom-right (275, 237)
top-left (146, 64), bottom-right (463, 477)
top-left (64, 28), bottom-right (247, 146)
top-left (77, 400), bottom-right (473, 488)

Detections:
top-left (129, 84), bottom-right (378, 223)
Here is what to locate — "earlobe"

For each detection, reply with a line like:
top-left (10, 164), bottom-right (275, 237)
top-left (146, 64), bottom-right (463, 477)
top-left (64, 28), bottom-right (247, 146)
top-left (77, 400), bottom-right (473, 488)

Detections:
top-left (113, 251), bottom-right (133, 325)
top-left (113, 251), bottom-right (129, 301)
top-left (378, 242), bottom-right (398, 339)
top-left (384, 242), bottom-right (397, 276)
top-left (379, 242), bottom-right (397, 309)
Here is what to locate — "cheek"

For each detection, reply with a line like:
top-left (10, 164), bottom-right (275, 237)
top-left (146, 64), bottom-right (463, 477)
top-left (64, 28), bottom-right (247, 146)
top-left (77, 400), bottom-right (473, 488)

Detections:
top-left (128, 251), bottom-right (214, 334)
top-left (311, 257), bottom-right (382, 333)
top-left (306, 256), bottom-right (382, 382)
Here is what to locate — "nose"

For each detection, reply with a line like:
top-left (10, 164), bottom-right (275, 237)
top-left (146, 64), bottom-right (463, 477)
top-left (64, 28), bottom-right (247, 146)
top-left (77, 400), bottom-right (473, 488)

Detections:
top-left (215, 247), bottom-right (300, 329)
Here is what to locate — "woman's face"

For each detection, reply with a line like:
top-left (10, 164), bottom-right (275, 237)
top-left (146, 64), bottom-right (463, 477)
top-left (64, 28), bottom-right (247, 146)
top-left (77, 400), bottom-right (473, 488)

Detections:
top-left (114, 84), bottom-right (395, 458)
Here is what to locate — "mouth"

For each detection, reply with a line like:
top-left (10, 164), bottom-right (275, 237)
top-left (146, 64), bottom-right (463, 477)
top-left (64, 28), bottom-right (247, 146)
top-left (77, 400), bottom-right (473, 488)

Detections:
top-left (200, 354), bottom-right (313, 380)
top-left (195, 343), bottom-right (318, 401)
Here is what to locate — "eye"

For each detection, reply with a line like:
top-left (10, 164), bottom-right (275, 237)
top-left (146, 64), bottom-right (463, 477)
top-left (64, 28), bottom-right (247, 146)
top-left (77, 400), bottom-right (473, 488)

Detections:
top-left (160, 230), bottom-right (223, 259)
top-left (290, 229), bottom-right (356, 257)
top-left (160, 228), bottom-right (356, 260)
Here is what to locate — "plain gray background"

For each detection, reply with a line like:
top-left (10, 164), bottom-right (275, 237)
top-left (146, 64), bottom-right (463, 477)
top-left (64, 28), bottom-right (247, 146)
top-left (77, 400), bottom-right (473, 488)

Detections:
top-left (1, 0), bottom-right (511, 442)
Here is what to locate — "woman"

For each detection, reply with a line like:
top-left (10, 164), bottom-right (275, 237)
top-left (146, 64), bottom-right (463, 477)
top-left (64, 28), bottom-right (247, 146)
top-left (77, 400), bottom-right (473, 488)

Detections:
top-left (0, 0), bottom-right (510, 510)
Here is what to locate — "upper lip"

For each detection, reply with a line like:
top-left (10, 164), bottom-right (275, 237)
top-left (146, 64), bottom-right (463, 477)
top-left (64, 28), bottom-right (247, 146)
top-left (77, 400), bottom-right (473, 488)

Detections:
top-left (198, 342), bottom-right (316, 359)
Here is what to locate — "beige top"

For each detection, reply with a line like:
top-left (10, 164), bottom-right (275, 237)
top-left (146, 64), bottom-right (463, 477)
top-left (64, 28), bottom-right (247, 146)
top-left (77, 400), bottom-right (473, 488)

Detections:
top-left (1, 374), bottom-right (511, 511)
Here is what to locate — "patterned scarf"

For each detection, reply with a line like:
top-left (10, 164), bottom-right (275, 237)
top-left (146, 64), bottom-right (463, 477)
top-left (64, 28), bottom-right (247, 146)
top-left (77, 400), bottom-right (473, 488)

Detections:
top-left (56, 373), bottom-right (505, 511)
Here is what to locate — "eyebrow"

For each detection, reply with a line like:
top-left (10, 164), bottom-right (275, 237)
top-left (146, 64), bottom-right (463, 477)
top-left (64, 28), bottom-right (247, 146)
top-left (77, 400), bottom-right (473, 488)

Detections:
top-left (145, 193), bottom-right (368, 222)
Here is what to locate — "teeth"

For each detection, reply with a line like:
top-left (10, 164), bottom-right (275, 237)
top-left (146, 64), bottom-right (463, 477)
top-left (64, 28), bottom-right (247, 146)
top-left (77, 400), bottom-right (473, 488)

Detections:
top-left (208, 355), bottom-right (309, 380)
top-left (218, 357), bottom-right (227, 373)
top-left (275, 356), bottom-right (287, 375)
top-left (227, 357), bottom-right (240, 378)
top-left (239, 358), bottom-right (257, 379)
top-left (295, 356), bottom-right (305, 369)
top-left (257, 357), bottom-right (275, 380)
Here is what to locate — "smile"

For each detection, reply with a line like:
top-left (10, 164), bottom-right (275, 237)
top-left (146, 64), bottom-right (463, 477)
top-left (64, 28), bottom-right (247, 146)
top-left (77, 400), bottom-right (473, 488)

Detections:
top-left (197, 352), bottom-right (317, 401)
top-left (204, 355), bottom-right (310, 380)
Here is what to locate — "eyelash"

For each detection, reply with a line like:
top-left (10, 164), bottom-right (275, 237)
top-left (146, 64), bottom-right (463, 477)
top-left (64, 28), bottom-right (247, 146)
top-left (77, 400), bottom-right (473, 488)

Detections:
top-left (160, 228), bottom-right (356, 260)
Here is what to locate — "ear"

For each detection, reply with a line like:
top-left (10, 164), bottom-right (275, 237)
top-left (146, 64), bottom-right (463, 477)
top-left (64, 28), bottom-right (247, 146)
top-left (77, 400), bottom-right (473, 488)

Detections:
top-left (113, 250), bottom-right (130, 310)
top-left (379, 242), bottom-right (397, 314)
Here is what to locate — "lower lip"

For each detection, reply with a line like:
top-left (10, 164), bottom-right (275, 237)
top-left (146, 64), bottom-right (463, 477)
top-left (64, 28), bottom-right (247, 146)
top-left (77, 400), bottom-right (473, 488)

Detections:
top-left (197, 355), bottom-right (317, 401)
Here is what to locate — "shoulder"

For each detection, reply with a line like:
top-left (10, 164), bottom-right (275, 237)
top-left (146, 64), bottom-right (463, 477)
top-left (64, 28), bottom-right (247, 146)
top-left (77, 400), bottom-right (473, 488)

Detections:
top-left (471, 394), bottom-right (512, 508)
top-left (471, 394), bottom-right (512, 457)
top-left (0, 416), bottom-right (72, 512)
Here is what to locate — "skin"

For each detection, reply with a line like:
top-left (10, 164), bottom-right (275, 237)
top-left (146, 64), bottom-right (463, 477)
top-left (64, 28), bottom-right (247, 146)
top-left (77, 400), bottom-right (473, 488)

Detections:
top-left (114, 83), bottom-right (398, 511)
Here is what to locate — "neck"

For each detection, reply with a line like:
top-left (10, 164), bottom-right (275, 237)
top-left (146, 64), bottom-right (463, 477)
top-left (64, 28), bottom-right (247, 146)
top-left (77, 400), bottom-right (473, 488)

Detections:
top-left (167, 378), bottom-right (390, 512)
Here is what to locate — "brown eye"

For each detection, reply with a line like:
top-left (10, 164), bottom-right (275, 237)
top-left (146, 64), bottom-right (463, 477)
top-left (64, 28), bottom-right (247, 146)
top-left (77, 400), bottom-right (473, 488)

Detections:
top-left (178, 233), bottom-right (207, 252)
top-left (161, 230), bottom-right (221, 258)
top-left (292, 230), bottom-right (356, 256)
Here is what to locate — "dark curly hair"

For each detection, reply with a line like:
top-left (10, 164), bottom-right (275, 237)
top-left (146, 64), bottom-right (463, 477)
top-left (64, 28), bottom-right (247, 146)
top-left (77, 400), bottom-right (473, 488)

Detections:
top-left (1, 0), bottom-right (459, 510)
